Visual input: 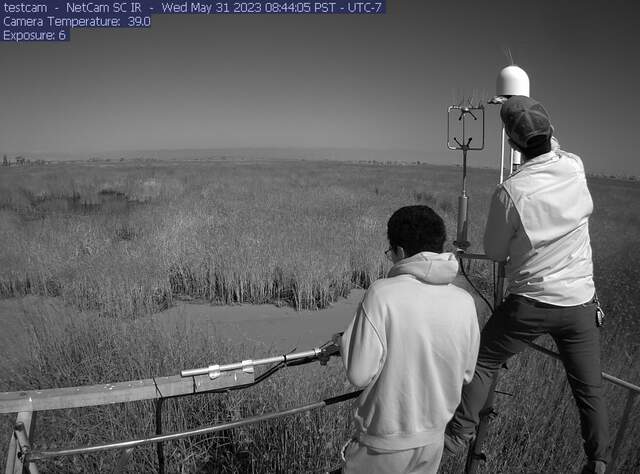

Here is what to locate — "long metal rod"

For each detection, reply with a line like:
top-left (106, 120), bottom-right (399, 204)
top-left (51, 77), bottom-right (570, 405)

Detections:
top-left (181, 348), bottom-right (321, 378)
top-left (499, 127), bottom-right (505, 183)
top-left (525, 341), bottom-right (640, 393)
top-left (155, 398), bottom-right (165, 474)
top-left (25, 391), bottom-right (362, 462)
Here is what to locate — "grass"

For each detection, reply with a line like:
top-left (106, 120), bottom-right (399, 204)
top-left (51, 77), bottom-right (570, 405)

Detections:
top-left (1, 158), bottom-right (639, 472)
top-left (0, 304), bottom-right (353, 473)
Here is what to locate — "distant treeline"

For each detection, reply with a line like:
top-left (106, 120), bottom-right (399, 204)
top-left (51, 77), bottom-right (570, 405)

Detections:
top-left (2, 155), bottom-right (48, 166)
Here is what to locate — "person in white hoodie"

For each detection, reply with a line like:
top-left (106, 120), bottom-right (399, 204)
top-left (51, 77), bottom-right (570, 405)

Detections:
top-left (445, 96), bottom-right (609, 474)
top-left (334, 205), bottom-right (480, 474)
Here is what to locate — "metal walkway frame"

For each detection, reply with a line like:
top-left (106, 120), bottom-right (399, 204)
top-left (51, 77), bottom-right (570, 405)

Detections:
top-left (2, 341), bottom-right (638, 473)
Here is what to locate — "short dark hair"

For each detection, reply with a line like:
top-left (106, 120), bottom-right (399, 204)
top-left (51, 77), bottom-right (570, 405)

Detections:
top-left (520, 134), bottom-right (551, 160)
top-left (387, 205), bottom-right (446, 257)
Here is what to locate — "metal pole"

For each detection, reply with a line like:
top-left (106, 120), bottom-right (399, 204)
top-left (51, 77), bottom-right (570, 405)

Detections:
top-left (495, 262), bottom-right (505, 305)
top-left (525, 342), bottom-right (640, 393)
top-left (181, 348), bottom-right (322, 378)
top-left (509, 147), bottom-right (515, 175)
top-left (26, 391), bottom-right (362, 462)
top-left (155, 398), bottom-right (165, 474)
top-left (456, 146), bottom-right (470, 250)
top-left (499, 128), bottom-right (505, 184)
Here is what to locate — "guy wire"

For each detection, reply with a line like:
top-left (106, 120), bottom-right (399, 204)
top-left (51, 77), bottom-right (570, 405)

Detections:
top-left (459, 257), bottom-right (494, 312)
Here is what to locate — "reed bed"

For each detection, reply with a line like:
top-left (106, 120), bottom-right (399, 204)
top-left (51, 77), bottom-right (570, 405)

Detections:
top-left (1, 159), bottom-right (638, 472)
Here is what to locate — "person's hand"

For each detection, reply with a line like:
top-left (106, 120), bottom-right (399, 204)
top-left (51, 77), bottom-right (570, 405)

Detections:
top-left (319, 333), bottom-right (343, 364)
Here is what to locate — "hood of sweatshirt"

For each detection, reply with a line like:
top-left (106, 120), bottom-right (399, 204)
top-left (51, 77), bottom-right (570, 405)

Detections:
top-left (387, 251), bottom-right (459, 285)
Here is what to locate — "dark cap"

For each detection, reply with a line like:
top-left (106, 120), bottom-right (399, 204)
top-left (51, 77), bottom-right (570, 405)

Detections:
top-left (500, 96), bottom-right (552, 150)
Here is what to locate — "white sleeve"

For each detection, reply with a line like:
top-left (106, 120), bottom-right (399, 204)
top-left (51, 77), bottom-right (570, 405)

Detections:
top-left (483, 186), bottom-right (518, 262)
top-left (463, 304), bottom-right (480, 385)
top-left (339, 302), bottom-right (385, 389)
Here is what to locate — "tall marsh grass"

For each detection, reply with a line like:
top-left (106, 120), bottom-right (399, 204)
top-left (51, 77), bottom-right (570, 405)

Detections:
top-left (0, 160), bottom-right (466, 315)
top-left (1, 160), bottom-right (639, 472)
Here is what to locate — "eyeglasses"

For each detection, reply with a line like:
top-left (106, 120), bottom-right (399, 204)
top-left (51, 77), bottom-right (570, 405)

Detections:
top-left (385, 247), bottom-right (394, 262)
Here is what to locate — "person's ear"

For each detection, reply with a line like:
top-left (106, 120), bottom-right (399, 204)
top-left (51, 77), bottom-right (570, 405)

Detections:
top-left (396, 246), bottom-right (406, 261)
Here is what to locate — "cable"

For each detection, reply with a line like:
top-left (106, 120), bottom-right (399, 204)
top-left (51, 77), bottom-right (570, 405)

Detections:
top-left (459, 257), bottom-right (494, 312)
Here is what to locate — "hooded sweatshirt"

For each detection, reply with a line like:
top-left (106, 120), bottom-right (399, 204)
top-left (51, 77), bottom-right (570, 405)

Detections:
top-left (339, 252), bottom-right (479, 451)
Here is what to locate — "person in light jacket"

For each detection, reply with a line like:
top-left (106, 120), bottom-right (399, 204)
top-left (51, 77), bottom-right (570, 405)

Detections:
top-left (445, 96), bottom-right (609, 474)
top-left (335, 205), bottom-right (480, 474)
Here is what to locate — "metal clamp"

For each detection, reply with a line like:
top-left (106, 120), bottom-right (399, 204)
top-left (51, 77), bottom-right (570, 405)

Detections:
top-left (207, 364), bottom-right (221, 380)
top-left (241, 359), bottom-right (255, 374)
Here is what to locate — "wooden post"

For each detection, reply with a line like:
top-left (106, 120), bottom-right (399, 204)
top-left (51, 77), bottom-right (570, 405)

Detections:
top-left (13, 411), bottom-right (39, 474)
top-left (5, 429), bottom-right (17, 474)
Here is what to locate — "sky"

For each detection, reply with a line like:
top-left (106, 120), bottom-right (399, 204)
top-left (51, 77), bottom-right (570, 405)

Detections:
top-left (1, 0), bottom-right (639, 176)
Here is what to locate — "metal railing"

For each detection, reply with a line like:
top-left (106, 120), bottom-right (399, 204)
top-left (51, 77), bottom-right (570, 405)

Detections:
top-left (3, 317), bottom-right (639, 474)
top-left (463, 340), bottom-right (639, 474)
top-left (3, 345), bottom-right (339, 474)
top-left (457, 254), bottom-right (640, 474)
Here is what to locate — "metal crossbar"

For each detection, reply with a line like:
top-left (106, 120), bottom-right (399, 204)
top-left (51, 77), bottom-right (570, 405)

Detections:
top-left (463, 341), bottom-right (639, 474)
top-left (525, 341), bottom-right (639, 474)
top-left (526, 341), bottom-right (640, 393)
top-left (24, 391), bottom-right (361, 462)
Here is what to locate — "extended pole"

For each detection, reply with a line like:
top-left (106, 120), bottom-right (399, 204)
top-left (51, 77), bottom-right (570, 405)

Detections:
top-left (181, 348), bottom-right (323, 379)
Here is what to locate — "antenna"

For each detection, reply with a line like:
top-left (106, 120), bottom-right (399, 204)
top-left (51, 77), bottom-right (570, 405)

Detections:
top-left (447, 99), bottom-right (485, 251)
top-left (448, 65), bottom-right (529, 250)
top-left (502, 46), bottom-right (515, 66)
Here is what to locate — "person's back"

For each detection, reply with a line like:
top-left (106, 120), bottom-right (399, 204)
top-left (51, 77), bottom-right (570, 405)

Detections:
top-left (336, 205), bottom-right (480, 474)
top-left (343, 252), bottom-right (479, 450)
top-left (447, 96), bottom-right (609, 474)
top-left (486, 146), bottom-right (595, 305)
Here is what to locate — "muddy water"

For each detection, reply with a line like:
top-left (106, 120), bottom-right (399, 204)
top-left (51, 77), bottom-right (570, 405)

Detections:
top-left (149, 290), bottom-right (365, 354)
top-left (0, 275), bottom-right (483, 366)
top-left (0, 291), bottom-right (363, 366)
top-left (31, 191), bottom-right (142, 216)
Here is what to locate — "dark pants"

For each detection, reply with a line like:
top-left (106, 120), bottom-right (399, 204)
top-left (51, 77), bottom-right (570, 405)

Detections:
top-left (448, 294), bottom-right (609, 462)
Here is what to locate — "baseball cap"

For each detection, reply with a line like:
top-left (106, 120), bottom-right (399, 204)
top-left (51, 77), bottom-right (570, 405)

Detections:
top-left (500, 96), bottom-right (552, 150)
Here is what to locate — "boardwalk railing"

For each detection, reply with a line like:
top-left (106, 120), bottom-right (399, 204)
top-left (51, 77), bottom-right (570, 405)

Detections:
top-left (2, 337), bottom-right (639, 473)
top-left (2, 343), bottom-right (346, 474)
top-left (3, 370), bottom-right (255, 474)
top-left (462, 340), bottom-right (640, 474)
